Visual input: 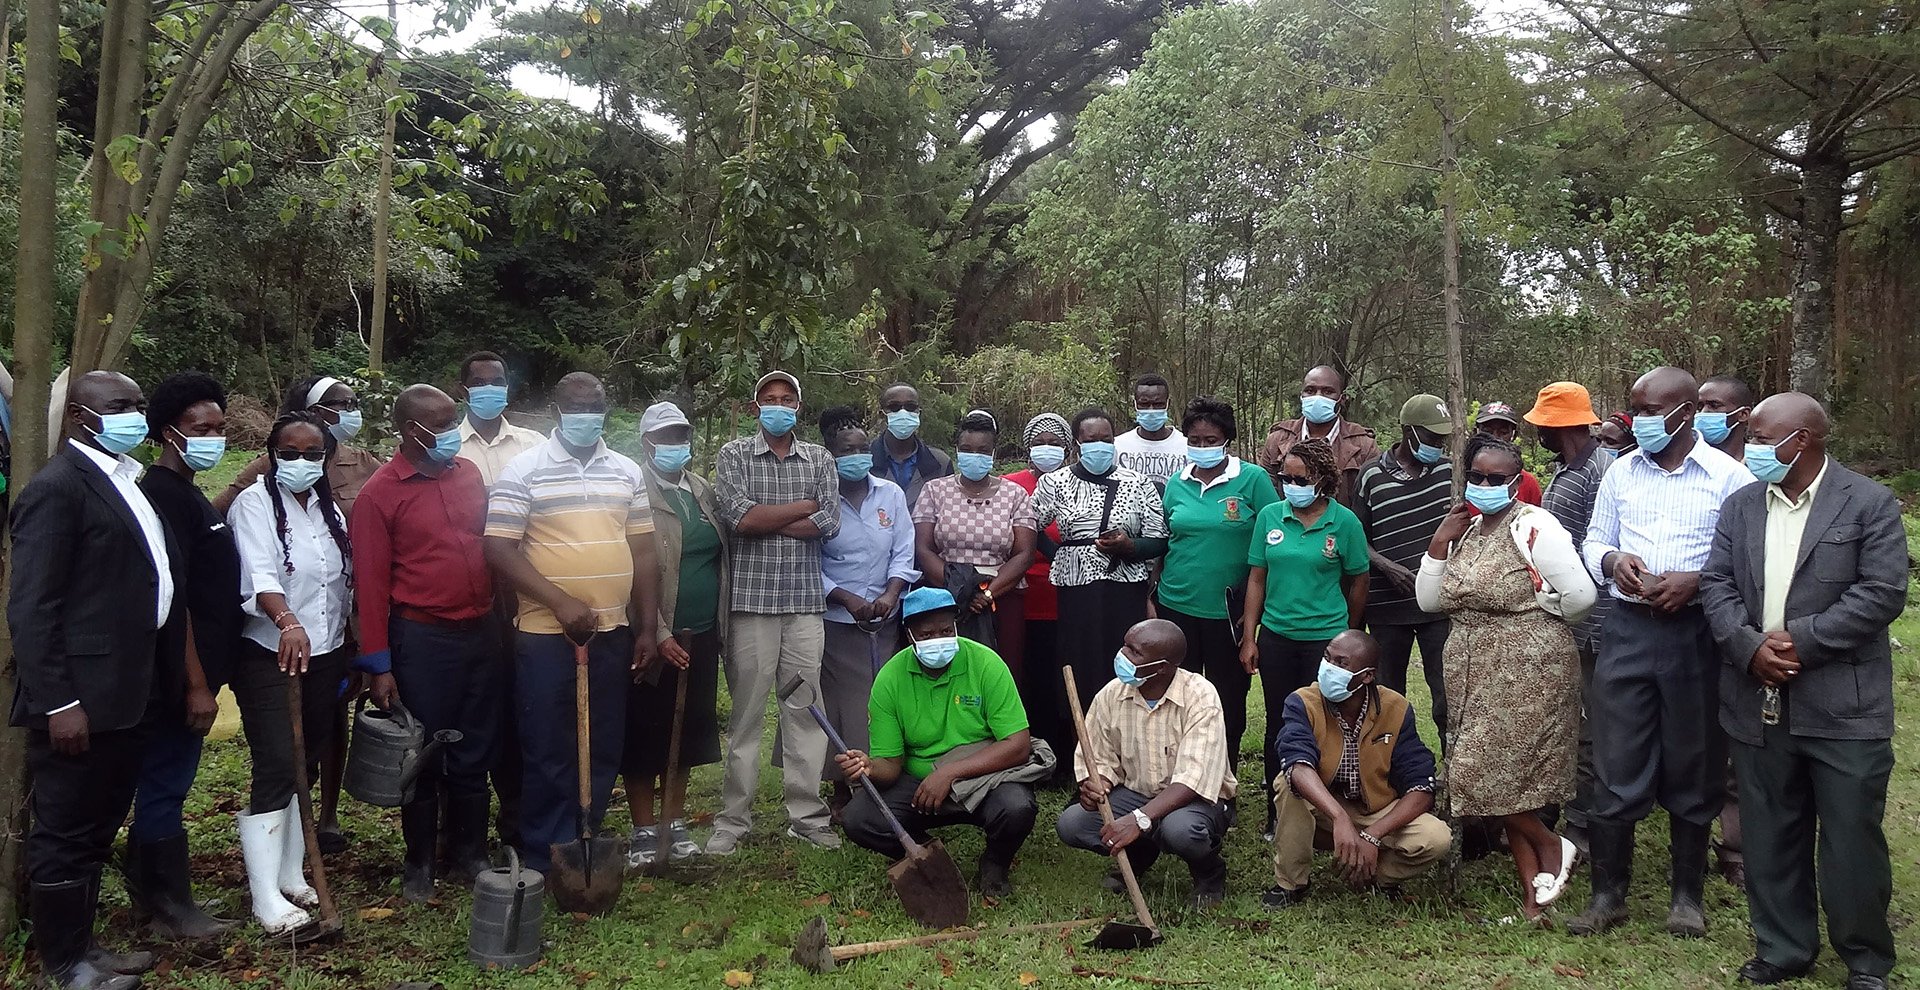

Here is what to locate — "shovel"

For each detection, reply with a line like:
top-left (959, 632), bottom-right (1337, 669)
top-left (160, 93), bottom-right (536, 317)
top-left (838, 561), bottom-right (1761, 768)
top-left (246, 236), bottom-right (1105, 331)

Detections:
top-left (1062, 666), bottom-right (1161, 950)
top-left (647, 629), bottom-right (694, 877)
top-left (781, 681), bottom-right (969, 930)
top-left (286, 673), bottom-right (343, 940)
top-left (549, 639), bottom-right (624, 915)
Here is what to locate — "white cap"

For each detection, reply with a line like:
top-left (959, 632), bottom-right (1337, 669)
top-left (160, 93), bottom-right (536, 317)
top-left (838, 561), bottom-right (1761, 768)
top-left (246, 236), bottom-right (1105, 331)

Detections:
top-left (754, 370), bottom-right (802, 402)
top-left (640, 401), bottom-right (690, 437)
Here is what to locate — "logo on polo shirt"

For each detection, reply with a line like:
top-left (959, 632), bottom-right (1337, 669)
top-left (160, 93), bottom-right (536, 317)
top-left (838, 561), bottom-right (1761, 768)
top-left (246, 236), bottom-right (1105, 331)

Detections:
top-left (1223, 497), bottom-right (1242, 521)
top-left (1323, 535), bottom-right (1338, 559)
top-left (953, 694), bottom-right (982, 708)
top-left (1266, 529), bottom-right (1284, 545)
top-left (877, 508), bottom-right (893, 528)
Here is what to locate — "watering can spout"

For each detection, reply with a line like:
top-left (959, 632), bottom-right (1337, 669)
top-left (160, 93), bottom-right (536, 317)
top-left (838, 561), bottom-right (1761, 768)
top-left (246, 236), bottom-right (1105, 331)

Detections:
top-left (398, 728), bottom-right (464, 795)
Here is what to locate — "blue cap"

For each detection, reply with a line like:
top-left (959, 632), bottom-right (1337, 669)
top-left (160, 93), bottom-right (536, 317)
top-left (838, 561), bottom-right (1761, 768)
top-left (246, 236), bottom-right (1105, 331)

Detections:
top-left (901, 587), bottom-right (958, 620)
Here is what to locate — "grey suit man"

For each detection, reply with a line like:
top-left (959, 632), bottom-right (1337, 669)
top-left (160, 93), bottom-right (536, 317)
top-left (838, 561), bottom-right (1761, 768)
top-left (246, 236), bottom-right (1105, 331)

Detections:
top-left (1699, 392), bottom-right (1908, 990)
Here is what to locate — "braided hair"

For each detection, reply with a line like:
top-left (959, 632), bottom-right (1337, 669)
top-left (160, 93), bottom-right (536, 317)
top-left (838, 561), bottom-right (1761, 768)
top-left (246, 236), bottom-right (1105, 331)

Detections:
top-left (264, 411), bottom-right (353, 582)
top-left (817, 405), bottom-right (867, 453)
top-left (1465, 433), bottom-right (1525, 477)
top-left (956, 409), bottom-right (998, 443)
top-left (1286, 437), bottom-right (1341, 498)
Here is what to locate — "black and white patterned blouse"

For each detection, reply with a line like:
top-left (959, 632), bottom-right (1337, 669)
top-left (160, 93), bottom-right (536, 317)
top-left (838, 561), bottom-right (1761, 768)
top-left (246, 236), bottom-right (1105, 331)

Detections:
top-left (1032, 465), bottom-right (1168, 587)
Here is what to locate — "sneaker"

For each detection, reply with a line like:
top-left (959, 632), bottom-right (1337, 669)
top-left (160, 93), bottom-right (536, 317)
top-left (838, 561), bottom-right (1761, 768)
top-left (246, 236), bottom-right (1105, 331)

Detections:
top-left (786, 825), bottom-right (843, 851)
top-left (1260, 884), bottom-right (1310, 909)
top-left (627, 826), bottom-right (660, 870)
top-left (976, 858), bottom-right (1012, 898)
top-left (704, 830), bottom-right (742, 857)
top-left (667, 820), bottom-right (701, 860)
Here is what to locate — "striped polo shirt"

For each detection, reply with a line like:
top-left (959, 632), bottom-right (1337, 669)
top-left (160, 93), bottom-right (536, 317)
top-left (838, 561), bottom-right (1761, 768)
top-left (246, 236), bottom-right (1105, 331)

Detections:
top-left (486, 436), bottom-right (655, 635)
top-left (1353, 451), bottom-right (1453, 625)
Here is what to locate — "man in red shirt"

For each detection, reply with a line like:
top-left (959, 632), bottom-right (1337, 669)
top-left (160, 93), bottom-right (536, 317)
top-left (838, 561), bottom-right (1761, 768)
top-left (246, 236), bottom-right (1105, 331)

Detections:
top-left (350, 384), bottom-right (500, 904)
top-left (1475, 401), bottom-right (1542, 506)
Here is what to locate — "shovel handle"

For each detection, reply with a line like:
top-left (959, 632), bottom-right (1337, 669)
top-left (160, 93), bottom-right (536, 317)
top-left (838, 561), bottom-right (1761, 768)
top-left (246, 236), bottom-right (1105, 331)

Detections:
top-left (807, 703), bottom-right (920, 853)
top-left (1062, 666), bottom-right (1156, 935)
top-left (655, 630), bottom-right (693, 869)
top-left (575, 642), bottom-right (593, 837)
top-left (287, 672), bottom-right (340, 927)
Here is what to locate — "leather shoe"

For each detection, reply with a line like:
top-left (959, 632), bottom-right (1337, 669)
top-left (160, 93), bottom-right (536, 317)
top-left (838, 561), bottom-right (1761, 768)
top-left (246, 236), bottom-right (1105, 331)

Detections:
top-left (1844, 974), bottom-right (1888, 990)
top-left (1737, 958), bottom-right (1810, 985)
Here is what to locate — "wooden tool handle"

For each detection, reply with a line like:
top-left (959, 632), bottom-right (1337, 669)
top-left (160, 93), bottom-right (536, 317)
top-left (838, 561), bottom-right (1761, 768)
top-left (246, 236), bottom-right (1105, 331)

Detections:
top-left (1061, 666), bottom-right (1157, 934)
top-left (657, 630), bottom-right (693, 866)
top-left (575, 642), bottom-right (593, 835)
top-left (831, 918), bottom-right (1103, 961)
top-left (808, 702), bottom-right (919, 853)
top-left (286, 674), bottom-right (339, 925)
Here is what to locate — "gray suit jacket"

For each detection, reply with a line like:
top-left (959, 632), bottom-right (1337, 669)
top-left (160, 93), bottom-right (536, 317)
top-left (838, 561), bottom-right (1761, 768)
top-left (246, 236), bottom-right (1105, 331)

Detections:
top-left (1700, 460), bottom-right (1909, 744)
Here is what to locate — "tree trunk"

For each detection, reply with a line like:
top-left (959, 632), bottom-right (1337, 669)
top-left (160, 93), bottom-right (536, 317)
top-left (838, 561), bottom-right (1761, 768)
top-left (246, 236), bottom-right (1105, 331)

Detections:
top-left (366, 0), bottom-right (399, 373)
top-left (1788, 155), bottom-right (1844, 401)
top-left (1438, 0), bottom-right (1467, 499)
top-left (71, 0), bottom-right (149, 374)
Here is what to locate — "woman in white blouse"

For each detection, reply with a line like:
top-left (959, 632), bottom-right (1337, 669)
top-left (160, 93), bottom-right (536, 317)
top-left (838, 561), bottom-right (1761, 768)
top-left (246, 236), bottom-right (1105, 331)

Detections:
top-left (226, 411), bottom-right (354, 936)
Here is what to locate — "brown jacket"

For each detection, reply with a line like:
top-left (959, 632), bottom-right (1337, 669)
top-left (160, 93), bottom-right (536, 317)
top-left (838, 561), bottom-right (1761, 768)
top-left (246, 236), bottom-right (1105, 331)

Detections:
top-left (1259, 417), bottom-right (1381, 508)
top-left (213, 444), bottom-right (386, 517)
top-left (644, 466), bottom-right (732, 649)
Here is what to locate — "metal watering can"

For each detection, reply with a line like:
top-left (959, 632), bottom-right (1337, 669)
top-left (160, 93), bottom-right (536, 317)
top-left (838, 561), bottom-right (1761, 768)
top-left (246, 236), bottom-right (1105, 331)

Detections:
top-left (343, 701), bottom-right (462, 807)
top-left (469, 847), bottom-right (544, 971)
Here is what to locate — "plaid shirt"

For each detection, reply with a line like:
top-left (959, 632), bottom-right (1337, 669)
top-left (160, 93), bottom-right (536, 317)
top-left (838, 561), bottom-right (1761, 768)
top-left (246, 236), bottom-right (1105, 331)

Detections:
top-left (1331, 693), bottom-right (1370, 801)
top-left (714, 433), bottom-right (841, 614)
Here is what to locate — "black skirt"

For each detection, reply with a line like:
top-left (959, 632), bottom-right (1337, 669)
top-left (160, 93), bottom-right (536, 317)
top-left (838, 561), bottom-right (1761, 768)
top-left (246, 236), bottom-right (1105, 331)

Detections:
top-left (622, 628), bottom-right (723, 777)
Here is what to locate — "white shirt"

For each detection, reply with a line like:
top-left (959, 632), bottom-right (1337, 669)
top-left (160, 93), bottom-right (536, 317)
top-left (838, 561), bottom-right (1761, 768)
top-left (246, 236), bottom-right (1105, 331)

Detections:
top-left (1114, 427), bottom-right (1188, 485)
top-left (229, 477), bottom-right (353, 654)
top-left (68, 439), bottom-right (173, 626)
top-left (1582, 434), bottom-right (1756, 600)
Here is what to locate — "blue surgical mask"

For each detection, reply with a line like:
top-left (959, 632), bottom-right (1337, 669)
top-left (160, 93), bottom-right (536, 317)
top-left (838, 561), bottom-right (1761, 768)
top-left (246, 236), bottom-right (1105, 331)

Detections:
top-left (1029, 444), bottom-right (1066, 473)
top-left (1282, 482), bottom-right (1318, 507)
top-left (912, 635), bottom-right (959, 670)
top-left (1317, 658), bottom-right (1371, 703)
top-left (1631, 407), bottom-right (1686, 454)
top-left (1113, 651), bottom-right (1167, 688)
top-left (1301, 395), bottom-right (1338, 425)
top-left (1694, 411), bottom-right (1732, 445)
top-left (1135, 408), bottom-right (1169, 432)
top-left (956, 451), bottom-right (994, 481)
top-left (558, 412), bottom-right (606, 447)
top-left (170, 431), bottom-right (227, 472)
top-left (886, 410), bottom-right (920, 440)
top-left (84, 407), bottom-right (149, 456)
top-left (1412, 440), bottom-right (1447, 465)
top-left (652, 443), bottom-right (692, 474)
top-left (758, 404), bottom-right (798, 437)
top-left (1743, 432), bottom-right (1802, 484)
top-left (836, 453), bottom-right (873, 481)
top-left (466, 384), bottom-right (509, 421)
top-left (1464, 481), bottom-right (1515, 515)
top-left (1079, 441), bottom-right (1116, 474)
top-left (1187, 444), bottom-right (1226, 469)
top-left (275, 457), bottom-right (325, 494)
top-left (328, 408), bottom-right (363, 442)
top-left (418, 424), bottom-right (463, 464)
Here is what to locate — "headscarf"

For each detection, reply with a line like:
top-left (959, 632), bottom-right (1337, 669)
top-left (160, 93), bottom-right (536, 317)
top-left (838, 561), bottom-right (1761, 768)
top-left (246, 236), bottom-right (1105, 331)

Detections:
top-left (1023, 412), bottom-right (1073, 454)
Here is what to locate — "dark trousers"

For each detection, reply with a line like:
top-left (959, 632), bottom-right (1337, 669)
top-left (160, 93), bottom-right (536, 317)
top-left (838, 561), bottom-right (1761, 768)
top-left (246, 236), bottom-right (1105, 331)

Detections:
top-left (1733, 725), bottom-right (1895, 977)
top-left (515, 627), bottom-right (632, 873)
top-left (1257, 631), bottom-right (1332, 826)
top-left (391, 615), bottom-right (503, 799)
top-left (841, 776), bottom-right (1037, 866)
top-left (491, 597), bottom-right (523, 844)
top-left (1370, 619), bottom-right (1451, 746)
top-left (231, 644), bottom-right (353, 814)
top-left (1056, 581), bottom-right (1150, 711)
top-left (1161, 603), bottom-right (1248, 768)
top-left (27, 719), bottom-right (148, 884)
top-left (1565, 639), bottom-right (1600, 830)
top-left (129, 717), bottom-right (205, 842)
top-left (1018, 620), bottom-right (1068, 757)
top-left (994, 591), bottom-right (1028, 686)
top-left (1589, 604), bottom-right (1725, 826)
top-left (1056, 786), bottom-right (1231, 872)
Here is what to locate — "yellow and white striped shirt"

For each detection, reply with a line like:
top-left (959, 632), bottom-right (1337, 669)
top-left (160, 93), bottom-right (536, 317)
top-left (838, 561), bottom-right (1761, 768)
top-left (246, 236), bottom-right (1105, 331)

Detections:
top-left (1074, 668), bottom-right (1238, 801)
top-left (486, 436), bottom-right (655, 635)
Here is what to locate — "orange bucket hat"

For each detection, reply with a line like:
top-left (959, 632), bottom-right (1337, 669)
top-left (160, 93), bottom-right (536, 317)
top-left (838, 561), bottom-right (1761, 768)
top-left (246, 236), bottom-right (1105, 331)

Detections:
top-left (1524, 382), bottom-right (1601, 428)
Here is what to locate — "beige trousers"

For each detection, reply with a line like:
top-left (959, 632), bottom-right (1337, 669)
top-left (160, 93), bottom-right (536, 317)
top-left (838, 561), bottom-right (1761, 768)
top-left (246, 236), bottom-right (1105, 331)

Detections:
top-left (1271, 780), bottom-right (1449, 890)
top-left (714, 613), bottom-right (830, 839)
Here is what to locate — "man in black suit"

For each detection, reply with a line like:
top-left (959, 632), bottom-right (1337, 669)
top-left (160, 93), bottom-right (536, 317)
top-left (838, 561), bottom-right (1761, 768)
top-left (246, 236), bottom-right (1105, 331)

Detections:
top-left (10, 370), bottom-right (181, 990)
top-left (1700, 392), bottom-right (1909, 990)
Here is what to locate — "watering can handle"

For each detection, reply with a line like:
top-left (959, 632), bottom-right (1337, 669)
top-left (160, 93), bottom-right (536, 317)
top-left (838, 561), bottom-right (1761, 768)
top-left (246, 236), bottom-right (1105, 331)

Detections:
top-left (503, 845), bottom-right (525, 956)
top-left (807, 704), bottom-right (918, 853)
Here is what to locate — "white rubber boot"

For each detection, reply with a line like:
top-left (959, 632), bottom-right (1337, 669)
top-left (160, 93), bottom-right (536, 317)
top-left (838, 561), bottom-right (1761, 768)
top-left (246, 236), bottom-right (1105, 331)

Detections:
top-left (279, 797), bottom-right (319, 908)
top-left (238, 805), bottom-right (313, 935)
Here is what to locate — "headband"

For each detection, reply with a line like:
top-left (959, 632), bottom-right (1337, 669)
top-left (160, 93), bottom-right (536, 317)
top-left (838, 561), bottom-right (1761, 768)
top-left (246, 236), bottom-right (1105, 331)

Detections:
top-left (306, 377), bottom-right (343, 409)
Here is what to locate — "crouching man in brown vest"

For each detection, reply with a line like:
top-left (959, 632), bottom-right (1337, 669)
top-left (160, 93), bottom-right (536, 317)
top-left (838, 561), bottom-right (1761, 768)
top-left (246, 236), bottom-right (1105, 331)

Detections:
top-left (1262, 629), bottom-right (1449, 908)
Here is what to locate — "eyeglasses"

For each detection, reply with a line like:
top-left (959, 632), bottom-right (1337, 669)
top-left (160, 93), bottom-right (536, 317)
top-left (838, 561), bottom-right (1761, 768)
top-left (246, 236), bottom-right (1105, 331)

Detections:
top-left (1464, 471), bottom-right (1516, 486)
top-left (313, 397), bottom-right (360, 412)
top-left (274, 449), bottom-right (327, 462)
top-left (1275, 473), bottom-right (1314, 487)
top-left (882, 401), bottom-right (922, 413)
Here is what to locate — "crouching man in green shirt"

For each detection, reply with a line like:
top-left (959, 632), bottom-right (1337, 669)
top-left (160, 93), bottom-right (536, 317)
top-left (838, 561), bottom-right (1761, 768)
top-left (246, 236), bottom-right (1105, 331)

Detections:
top-left (835, 587), bottom-right (1041, 897)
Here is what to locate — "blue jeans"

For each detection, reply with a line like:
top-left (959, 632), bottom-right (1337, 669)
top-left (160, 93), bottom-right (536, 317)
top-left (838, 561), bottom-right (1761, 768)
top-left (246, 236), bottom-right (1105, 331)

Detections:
top-left (514, 628), bottom-right (632, 872)
top-left (130, 719), bottom-right (202, 843)
top-left (391, 615), bottom-right (503, 799)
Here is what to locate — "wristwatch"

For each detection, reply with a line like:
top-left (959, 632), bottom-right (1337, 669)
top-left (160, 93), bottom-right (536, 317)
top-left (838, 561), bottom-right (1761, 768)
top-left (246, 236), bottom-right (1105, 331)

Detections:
top-left (1358, 830), bottom-right (1383, 848)
top-left (1131, 808), bottom-right (1152, 831)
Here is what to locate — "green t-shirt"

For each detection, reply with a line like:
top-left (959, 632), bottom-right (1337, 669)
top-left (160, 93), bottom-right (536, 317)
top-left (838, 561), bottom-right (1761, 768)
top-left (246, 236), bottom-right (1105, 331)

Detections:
top-left (1245, 499), bottom-right (1370, 640)
top-left (869, 638), bottom-right (1029, 780)
top-left (662, 486), bottom-right (722, 635)
top-left (1157, 459), bottom-right (1280, 619)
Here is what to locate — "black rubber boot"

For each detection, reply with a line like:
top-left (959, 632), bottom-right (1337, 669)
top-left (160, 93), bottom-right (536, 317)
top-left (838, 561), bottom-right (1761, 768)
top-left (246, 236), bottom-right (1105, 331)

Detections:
top-left (82, 875), bottom-right (153, 974)
top-left (400, 798), bottom-right (439, 904)
top-left (1189, 851), bottom-right (1227, 908)
top-left (1667, 818), bottom-right (1710, 937)
top-left (31, 879), bottom-right (141, 990)
top-left (446, 793), bottom-right (495, 885)
top-left (1566, 819), bottom-right (1634, 936)
top-left (975, 857), bottom-right (1012, 899)
top-left (127, 835), bottom-right (237, 940)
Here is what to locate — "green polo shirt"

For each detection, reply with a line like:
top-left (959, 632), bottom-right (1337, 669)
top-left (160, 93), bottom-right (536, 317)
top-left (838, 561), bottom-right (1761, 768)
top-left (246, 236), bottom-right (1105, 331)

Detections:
top-left (1245, 499), bottom-right (1369, 640)
top-left (1158, 458), bottom-right (1280, 620)
top-left (869, 638), bottom-right (1029, 780)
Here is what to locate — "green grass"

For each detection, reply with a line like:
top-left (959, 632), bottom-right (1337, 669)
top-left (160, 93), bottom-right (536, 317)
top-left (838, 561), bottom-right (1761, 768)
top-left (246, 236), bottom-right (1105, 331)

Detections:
top-left (28, 509), bottom-right (1917, 989)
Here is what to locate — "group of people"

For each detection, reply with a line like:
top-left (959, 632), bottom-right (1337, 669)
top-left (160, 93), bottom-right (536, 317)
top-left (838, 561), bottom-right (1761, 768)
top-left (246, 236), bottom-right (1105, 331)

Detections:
top-left (7, 355), bottom-right (1906, 990)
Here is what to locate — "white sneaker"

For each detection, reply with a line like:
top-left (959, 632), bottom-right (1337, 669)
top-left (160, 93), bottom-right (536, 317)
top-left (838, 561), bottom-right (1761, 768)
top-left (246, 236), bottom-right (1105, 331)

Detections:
top-left (627, 826), bottom-right (660, 870)
top-left (667, 820), bottom-right (702, 860)
top-left (703, 830), bottom-right (742, 856)
top-left (787, 825), bottom-right (842, 851)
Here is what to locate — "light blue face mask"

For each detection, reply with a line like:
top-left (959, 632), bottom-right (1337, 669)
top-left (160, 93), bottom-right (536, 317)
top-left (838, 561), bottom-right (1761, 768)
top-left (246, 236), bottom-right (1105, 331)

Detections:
top-left (275, 457), bottom-right (325, 494)
top-left (1187, 444), bottom-right (1227, 469)
top-left (466, 384), bottom-right (509, 421)
top-left (1464, 481), bottom-right (1516, 515)
top-left (171, 431), bottom-right (227, 472)
top-left (1113, 651), bottom-right (1168, 688)
top-left (558, 412), bottom-right (606, 447)
top-left (327, 409), bottom-right (363, 442)
top-left (1135, 408), bottom-right (1170, 432)
top-left (758, 404), bottom-right (798, 437)
top-left (1412, 439), bottom-right (1448, 465)
top-left (1079, 441), bottom-right (1116, 474)
top-left (836, 453), bottom-right (873, 481)
top-left (1743, 431), bottom-right (1803, 484)
top-left (956, 451), bottom-right (994, 481)
top-left (84, 407), bottom-right (149, 456)
top-left (1028, 444), bottom-right (1067, 473)
top-left (1301, 395), bottom-right (1338, 425)
top-left (652, 443), bottom-right (692, 474)
top-left (1282, 482), bottom-right (1318, 507)
top-left (418, 424), bottom-right (463, 464)
top-left (1632, 406), bottom-right (1687, 454)
top-left (1694, 411), bottom-right (1734, 445)
top-left (1317, 658), bottom-right (1372, 703)
top-left (912, 635), bottom-right (960, 670)
top-left (886, 409), bottom-right (920, 440)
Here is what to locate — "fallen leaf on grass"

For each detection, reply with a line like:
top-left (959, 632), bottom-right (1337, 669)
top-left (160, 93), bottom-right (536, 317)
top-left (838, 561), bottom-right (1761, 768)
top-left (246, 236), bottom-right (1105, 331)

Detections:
top-left (938, 951), bottom-right (955, 978)
top-left (1552, 964), bottom-right (1587, 978)
top-left (1019, 973), bottom-right (1039, 986)
top-left (723, 970), bottom-right (754, 987)
top-left (802, 892), bottom-right (832, 907)
top-left (356, 907), bottom-right (396, 921)
top-left (657, 960), bottom-right (669, 970)
top-left (852, 909), bottom-right (872, 918)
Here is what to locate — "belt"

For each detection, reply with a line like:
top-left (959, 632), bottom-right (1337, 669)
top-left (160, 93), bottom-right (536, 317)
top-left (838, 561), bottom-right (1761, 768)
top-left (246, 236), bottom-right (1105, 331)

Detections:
top-left (395, 606), bottom-right (490, 629)
top-left (1616, 599), bottom-right (1703, 618)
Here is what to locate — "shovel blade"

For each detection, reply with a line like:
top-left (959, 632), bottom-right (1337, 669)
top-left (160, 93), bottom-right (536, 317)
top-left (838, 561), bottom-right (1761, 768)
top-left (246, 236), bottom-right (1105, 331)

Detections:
top-left (549, 835), bottom-right (625, 916)
top-left (1090, 920), bottom-right (1162, 951)
top-left (886, 838), bottom-right (970, 929)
